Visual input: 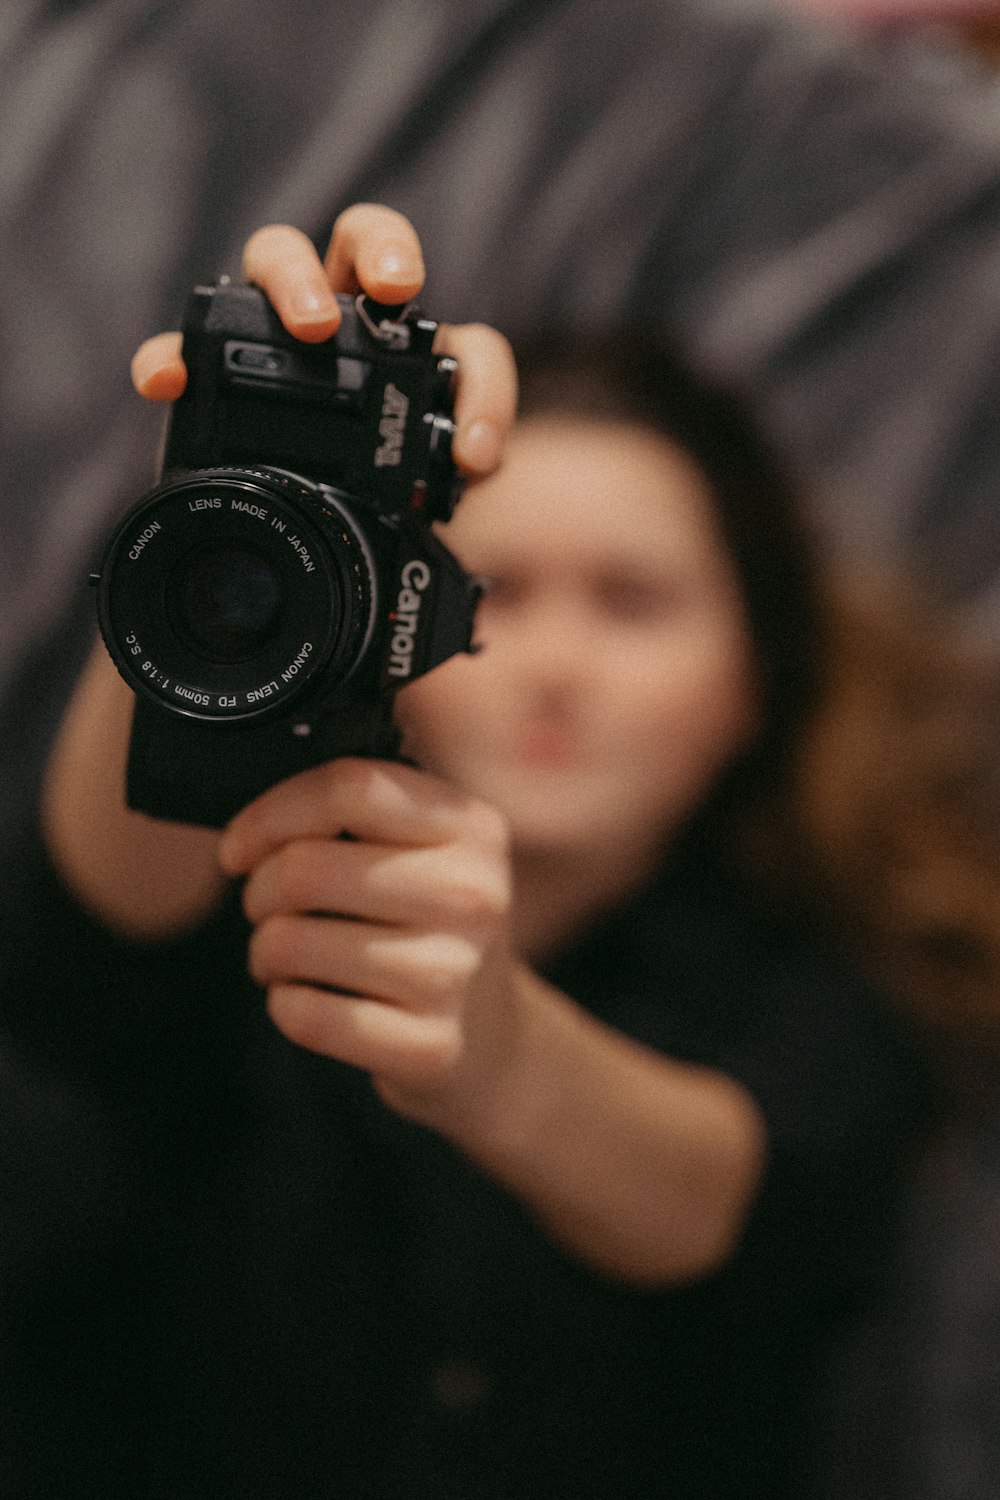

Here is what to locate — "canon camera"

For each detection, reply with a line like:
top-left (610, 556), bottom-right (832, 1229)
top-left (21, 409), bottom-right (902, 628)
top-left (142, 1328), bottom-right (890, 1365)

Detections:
top-left (93, 280), bottom-right (479, 826)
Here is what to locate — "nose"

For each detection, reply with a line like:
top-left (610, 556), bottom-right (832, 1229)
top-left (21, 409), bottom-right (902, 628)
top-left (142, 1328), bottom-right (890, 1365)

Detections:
top-left (495, 591), bottom-right (598, 693)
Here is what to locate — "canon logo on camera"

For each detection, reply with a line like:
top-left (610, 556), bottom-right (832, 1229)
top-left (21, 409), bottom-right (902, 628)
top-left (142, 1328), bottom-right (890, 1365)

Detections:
top-left (386, 560), bottom-right (431, 678)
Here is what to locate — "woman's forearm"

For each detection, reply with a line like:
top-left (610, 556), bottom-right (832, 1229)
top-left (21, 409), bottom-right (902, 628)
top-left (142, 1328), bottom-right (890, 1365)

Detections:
top-left (461, 967), bottom-right (769, 1287)
top-left (41, 641), bottom-right (228, 941)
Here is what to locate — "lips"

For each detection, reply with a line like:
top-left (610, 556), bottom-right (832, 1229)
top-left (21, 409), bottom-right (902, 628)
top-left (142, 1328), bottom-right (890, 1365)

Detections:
top-left (516, 721), bottom-right (580, 769)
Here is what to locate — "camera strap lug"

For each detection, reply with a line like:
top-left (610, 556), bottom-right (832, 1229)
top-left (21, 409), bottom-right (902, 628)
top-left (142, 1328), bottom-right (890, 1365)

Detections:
top-left (355, 293), bottom-right (414, 350)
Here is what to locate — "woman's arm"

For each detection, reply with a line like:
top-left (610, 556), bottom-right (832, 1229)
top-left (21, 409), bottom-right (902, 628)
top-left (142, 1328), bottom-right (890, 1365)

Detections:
top-left (219, 755), bottom-right (768, 1286)
top-left (466, 964), bottom-right (768, 1287)
top-left (41, 210), bottom-right (516, 941)
top-left (41, 640), bottom-right (226, 941)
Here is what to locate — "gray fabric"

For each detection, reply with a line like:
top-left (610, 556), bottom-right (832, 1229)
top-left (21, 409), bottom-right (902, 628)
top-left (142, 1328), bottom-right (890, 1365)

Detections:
top-left (4, 0), bottom-right (1000, 703)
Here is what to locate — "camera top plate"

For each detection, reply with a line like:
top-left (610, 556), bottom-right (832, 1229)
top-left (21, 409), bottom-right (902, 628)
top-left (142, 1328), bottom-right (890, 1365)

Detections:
top-left (164, 282), bottom-right (463, 522)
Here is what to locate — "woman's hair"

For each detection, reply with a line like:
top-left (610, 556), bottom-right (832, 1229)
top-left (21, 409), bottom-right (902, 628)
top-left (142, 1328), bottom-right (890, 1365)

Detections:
top-left (772, 574), bottom-right (1000, 1045)
top-left (513, 333), bottom-right (1000, 1043)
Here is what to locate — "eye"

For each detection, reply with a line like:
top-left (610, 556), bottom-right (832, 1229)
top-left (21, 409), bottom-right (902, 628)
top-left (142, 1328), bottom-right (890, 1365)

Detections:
top-left (477, 571), bottom-right (528, 611)
top-left (595, 569), bottom-right (679, 623)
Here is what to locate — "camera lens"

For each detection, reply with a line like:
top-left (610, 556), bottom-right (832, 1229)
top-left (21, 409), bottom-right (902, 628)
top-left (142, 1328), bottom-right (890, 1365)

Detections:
top-left (97, 472), bottom-right (375, 723)
top-left (168, 543), bottom-right (284, 664)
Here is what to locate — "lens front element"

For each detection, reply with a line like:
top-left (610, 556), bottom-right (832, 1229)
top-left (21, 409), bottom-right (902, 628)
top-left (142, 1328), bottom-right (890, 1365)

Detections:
top-left (168, 543), bottom-right (286, 664)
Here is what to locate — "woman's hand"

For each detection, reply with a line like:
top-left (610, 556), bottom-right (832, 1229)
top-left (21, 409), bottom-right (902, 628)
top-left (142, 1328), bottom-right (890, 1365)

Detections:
top-left (217, 754), bottom-right (767, 1286)
top-left (43, 205), bottom-right (516, 944)
top-left (194, 210), bottom-right (520, 1132)
top-left (218, 757), bottom-right (520, 1135)
top-left (130, 205), bottom-right (517, 480)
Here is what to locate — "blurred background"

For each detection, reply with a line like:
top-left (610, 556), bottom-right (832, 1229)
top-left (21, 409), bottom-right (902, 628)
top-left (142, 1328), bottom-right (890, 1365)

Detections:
top-left (2, 2), bottom-right (1000, 1495)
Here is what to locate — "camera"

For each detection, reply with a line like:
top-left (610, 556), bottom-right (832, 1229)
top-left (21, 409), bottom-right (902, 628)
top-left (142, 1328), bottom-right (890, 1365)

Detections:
top-left (93, 280), bottom-right (480, 826)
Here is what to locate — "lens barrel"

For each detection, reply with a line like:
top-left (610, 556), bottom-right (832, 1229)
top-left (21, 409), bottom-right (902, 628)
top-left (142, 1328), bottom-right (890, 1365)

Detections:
top-left (96, 470), bottom-right (373, 723)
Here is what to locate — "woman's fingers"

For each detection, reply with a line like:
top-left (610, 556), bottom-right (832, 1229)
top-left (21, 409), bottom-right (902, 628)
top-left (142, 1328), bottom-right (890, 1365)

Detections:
top-left (241, 833), bottom-right (510, 932)
top-left (250, 913), bottom-right (473, 1083)
top-left (130, 331), bottom-right (186, 401)
top-left (249, 913), bottom-right (480, 1010)
top-left (219, 757), bottom-right (507, 877)
top-left (131, 209), bottom-right (515, 472)
top-left (327, 209), bottom-right (514, 473)
top-left (266, 983), bottom-right (460, 1089)
top-left (323, 203), bottom-right (425, 303)
top-left (242, 209), bottom-right (425, 334)
top-left (130, 221), bottom-right (341, 398)
top-left (242, 223), bottom-right (341, 341)
top-left (436, 322), bottom-right (518, 477)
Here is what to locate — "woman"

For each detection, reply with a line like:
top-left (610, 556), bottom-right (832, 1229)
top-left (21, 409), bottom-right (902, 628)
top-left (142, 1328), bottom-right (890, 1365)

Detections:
top-left (3, 211), bottom-right (934, 1497)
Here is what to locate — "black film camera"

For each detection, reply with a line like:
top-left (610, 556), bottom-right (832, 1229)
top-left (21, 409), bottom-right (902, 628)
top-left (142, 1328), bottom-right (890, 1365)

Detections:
top-left (93, 280), bottom-right (480, 826)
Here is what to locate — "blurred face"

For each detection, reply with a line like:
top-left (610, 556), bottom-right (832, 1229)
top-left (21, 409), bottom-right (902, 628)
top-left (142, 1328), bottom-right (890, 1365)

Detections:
top-left (397, 416), bottom-right (762, 867)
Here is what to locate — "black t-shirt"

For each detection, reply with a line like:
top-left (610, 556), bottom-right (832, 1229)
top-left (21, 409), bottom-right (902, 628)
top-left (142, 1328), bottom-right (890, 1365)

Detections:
top-left (0, 826), bottom-right (927, 1499)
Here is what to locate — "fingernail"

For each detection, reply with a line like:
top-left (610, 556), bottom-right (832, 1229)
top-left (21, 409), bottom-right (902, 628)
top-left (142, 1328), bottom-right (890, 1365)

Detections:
top-left (132, 349), bottom-right (186, 401)
top-left (458, 420), bottom-right (503, 474)
top-left (289, 282), bottom-right (337, 323)
top-left (379, 250), bottom-right (406, 279)
top-left (376, 246), bottom-right (422, 291)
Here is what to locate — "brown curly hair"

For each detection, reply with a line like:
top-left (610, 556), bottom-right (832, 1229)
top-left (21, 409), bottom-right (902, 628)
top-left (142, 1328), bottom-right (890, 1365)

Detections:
top-left (765, 572), bottom-right (1000, 1043)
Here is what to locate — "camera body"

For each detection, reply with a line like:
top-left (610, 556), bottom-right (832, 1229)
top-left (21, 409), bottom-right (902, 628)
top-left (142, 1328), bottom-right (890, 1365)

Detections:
top-left (94, 280), bottom-right (480, 826)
